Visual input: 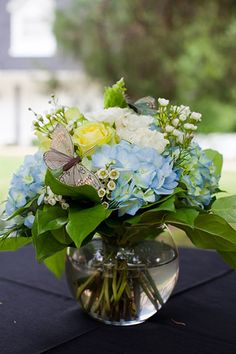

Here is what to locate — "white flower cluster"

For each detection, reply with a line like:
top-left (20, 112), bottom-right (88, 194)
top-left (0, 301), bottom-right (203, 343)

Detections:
top-left (157, 100), bottom-right (202, 145)
top-left (84, 107), bottom-right (169, 153)
top-left (95, 167), bottom-right (120, 208)
top-left (44, 186), bottom-right (69, 210)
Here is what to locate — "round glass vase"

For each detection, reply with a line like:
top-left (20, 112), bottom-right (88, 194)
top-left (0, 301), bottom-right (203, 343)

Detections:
top-left (65, 225), bottom-right (179, 326)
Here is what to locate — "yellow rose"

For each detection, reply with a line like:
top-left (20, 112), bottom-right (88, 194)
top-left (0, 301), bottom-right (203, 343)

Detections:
top-left (73, 122), bottom-right (115, 155)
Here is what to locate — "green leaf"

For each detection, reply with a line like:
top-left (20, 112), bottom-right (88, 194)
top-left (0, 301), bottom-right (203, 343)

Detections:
top-left (0, 236), bottom-right (32, 251)
top-left (66, 205), bottom-right (112, 248)
top-left (165, 208), bottom-right (199, 228)
top-left (45, 170), bottom-right (101, 203)
top-left (170, 213), bottom-right (236, 251)
top-left (212, 195), bottom-right (236, 223)
top-left (104, 78), bottom-right (128, 108)
top-left (5, 196), bottom-right (38, 221)
top-left (34, 205), bottom-right (68, 236)
top-left (32, 209), bottom-right (70, 261)
top-left (204, 149), bottom-right (223, 175)
top-left (126, 196), bottom-right (176, 225)
top-left (32, 230), bottom-right (67, 261)
top-left (217, 251), bottom-right (236, 270)
top-left (44, 249), bottom-right (66, 278)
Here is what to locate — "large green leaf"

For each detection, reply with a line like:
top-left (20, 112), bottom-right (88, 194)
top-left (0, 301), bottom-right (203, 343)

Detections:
top-left (45, 170), bottom-right (100, 203)
top-left (218, 251), bottom-right (236, 270)
top-left (32, 209), bottom-right (70, 261)
top-left (104, 78), bottom-right (128, 108)
top-left (204, 149), bottom-right (223, 175)
top-left (32, 230), bottom-right (67, 261)
top-left (212, 195), bottom-right (236, 223)
top-left (34, 205), bottom-right (68, 236)
top-left (44, 248), bottom-right (66, 278)
top-left (66, 205), bottom-right (112, 248)
top-left (0, 236), bottom-right (32, 251)
top-left (126, 196), bottom-right (176, 225)
top-left (169, 213), bottom-right (236, 251)
top-left (165, 208), bottom-right (199, 228)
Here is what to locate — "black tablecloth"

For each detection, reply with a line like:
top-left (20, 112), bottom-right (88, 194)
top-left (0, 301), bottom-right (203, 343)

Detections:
top-left (0, 246), bottom-right (235, 354)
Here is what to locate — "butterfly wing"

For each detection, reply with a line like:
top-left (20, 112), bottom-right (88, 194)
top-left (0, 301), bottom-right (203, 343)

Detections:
top-left (59, 164), bottom-right (101, 190)
top-left (59, 167), bottom-right (76, 185)
top-left (51, 124), bottom-right (74, 157)
top-left (44, 149), bottom-right (72, 170)
top-left (130, 96), bottom-right (157, 116)
top-left (76, 165), bottom-right (101, 190)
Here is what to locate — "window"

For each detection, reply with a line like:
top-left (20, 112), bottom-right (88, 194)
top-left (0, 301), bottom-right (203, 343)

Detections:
top-left (8, 0), bottom-right (57, 57)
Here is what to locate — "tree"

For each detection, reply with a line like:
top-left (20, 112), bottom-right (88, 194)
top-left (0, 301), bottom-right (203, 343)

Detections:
top-left (54, 0), bottom-right (236, 132)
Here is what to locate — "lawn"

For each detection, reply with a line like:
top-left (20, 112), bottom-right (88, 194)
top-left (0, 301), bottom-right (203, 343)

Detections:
top-left (0, 155), bottom-right (235, 247)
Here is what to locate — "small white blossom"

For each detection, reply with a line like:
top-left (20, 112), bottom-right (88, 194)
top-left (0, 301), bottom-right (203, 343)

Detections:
top-left (176, 132), bottom-right (184, 143)
top-left (184, 123), bottom-right (197, 131)
top-left (172, 129), bottom-right (180, 137)
top-left (61, 202), bottom-right (69, 210)
top-left (98, 188), bottom-right (106, 198)
top-left (107, 180), bottom-right (116, 191)
top-left (55, 195), bottom-right (63, 202)
top-left (172, 118), bottom-right (179, 127)
top-left (165, 125), bottom-right (175, 133)
top-left (158, 98), bottom-right (169, 106)
top-left (47, 197), bottom-right (56, 206)
top-left (190, 112), bottom-right (202, 121)
top-left (109, 169), bottom-right (120, 180)
top-left (179, 113), bottom-right (187, 122)
top-left (97, 168), bottom-right (109, 179)
top-left (102, 201), bottom-right (109, 209)
top-left (179, 105), bottom-right (191, 116)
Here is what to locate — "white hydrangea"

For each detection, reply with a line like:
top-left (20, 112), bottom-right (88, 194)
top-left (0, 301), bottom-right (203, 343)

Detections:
top-left (84, 106), bottom-right (168, 153)
top-left (84, 107), bottom-right (131, 125)
top-left (115, 112), bottom-right (154, 131)
top-left (117, 127), bottom-right (168, 153)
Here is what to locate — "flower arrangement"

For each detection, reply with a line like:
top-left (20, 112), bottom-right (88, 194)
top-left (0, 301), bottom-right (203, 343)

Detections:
top-left (1, 78), bottom-right (236, 323)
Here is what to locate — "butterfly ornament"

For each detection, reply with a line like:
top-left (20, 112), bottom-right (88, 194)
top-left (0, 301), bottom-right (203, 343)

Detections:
top-left (43, 124), bottom-right (101, 190)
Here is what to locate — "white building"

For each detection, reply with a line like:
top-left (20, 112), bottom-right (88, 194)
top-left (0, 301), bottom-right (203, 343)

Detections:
top-left (0, 0), bottom-right (102, 146)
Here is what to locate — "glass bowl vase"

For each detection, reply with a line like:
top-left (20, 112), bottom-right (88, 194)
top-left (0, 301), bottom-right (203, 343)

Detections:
top-left (65, 225), bottom-right (179, 326)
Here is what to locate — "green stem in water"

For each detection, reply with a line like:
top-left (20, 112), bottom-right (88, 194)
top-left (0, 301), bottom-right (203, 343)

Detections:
top-left (76, 271), bottom-right (99, 300)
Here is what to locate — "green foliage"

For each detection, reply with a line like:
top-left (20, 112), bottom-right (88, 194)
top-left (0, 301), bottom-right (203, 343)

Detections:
top-left (212, 195), bottom-right (236, 223)
top-left (0, 236), bottom-right (32, 251)
top-left (54, 0), bottom-right (236, 133)
top-left (204, 149), bottom-right (223, 175)
top-left (66, 205), bottom-right (112, 248)
top-left (44, 249), bottom-right (66, 278)
top-left (32, 205), bottom-right (70, 261)
top-left (104, 78), bottom-right (128, 108)
top-left (168, 213), bottom-right (236, 251)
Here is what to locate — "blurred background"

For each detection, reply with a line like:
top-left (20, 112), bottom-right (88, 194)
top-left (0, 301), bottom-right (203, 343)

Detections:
top-left (0, 0), bottom-right (236, 244)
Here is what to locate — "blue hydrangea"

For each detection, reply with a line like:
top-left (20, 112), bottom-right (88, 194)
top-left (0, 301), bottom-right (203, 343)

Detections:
top-left (179, 144), bottom-right (220, 208)
top-left (5, 151), bottom-right (46, 227)
top-left (92, 141), bottom-right (178, 216)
